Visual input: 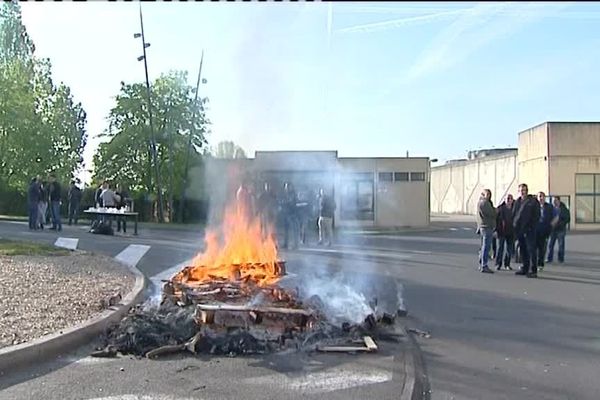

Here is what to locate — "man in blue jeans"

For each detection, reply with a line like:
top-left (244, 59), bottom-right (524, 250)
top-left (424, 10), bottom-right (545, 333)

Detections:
top-left (48, 174), bottom-right (62, 232)
top-left (547, 196), bottom-right (570, 264)
top-left (476, 189), bottom-right (497, 274)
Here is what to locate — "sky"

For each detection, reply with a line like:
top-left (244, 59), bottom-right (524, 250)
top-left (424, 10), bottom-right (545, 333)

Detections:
top-left (19, 1), bottom-right (600, 182)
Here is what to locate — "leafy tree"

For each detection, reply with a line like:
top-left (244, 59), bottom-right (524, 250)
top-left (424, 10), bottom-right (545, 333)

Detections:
top-left (214, 140), bottom-right (247, 159)
top-left (0, 1), bottom-right (87, 191)
top-left (93, 70), bottom-right (209, 221)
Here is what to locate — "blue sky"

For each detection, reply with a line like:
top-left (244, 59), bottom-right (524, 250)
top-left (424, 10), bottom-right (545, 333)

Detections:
top-left (19, 2), bottom-right (600, 179)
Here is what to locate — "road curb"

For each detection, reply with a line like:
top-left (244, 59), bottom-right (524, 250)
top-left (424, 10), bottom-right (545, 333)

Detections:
top-left (398, 323), bottom-right (429, 400)
top-left (0, 258), bottom-right (147, 374)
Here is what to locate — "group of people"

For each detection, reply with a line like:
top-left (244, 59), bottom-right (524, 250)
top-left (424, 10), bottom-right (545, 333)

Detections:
top-left (477, 183), bottom-right (571, 277)
top-left (93, 181), bottom-right (131, 233)
top-left (27, 176), bottom-right (82, 232)
top-left (236, 180), bottom-right (336, 250)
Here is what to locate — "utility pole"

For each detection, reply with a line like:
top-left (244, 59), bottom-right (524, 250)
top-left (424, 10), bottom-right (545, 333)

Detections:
top-left (136, 3), bottom-right (165, 223)
top-left (178, 51), bottom-right (205, 223)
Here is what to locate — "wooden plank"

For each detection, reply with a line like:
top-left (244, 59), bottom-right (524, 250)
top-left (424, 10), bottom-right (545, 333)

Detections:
top-left (316, 346), bottom-right (372, 353)
top-left (196, 303), bottom-right (312, 316)
top-left (363, 336), bottom-right (378, 351)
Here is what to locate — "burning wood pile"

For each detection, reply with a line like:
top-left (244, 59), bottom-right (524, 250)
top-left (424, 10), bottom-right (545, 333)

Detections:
top-left (94, 201), bottom-right (399, 359)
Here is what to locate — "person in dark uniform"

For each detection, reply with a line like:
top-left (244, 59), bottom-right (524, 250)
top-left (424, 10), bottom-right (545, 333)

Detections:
top-left (512, 183), bottom-right (540, 278)
top-left (67, 180), bottom-right (82, 225)
top-left (535, 191), bottom-right (554, 270)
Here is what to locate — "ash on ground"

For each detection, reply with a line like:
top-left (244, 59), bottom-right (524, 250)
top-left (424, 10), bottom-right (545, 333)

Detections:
top-left (93, 291), bottom-right (404, 359)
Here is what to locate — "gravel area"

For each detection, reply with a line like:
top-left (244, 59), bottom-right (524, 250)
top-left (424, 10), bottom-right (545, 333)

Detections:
top-left (0, 252), bottom-right (135, 349)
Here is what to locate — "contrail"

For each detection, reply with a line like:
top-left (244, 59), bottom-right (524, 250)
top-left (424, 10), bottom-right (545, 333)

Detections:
top-left (336, 9), bottom-right (467, 34)
top-left (327, 1), bottom-right (333, 51)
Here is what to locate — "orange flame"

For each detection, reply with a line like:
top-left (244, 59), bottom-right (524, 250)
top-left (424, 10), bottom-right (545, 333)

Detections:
top-left (172, 195), bottom-right (280, 286)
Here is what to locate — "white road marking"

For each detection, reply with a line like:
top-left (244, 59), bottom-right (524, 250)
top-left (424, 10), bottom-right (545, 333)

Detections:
top-left (54, 237), bottom-right (79, 250)
top-left (115, 244), bottom-right (151, 268)
top-left (246, 365), bottom-right (393, 394)
top-left (449, 228), bottom-right (459, 231)
top-left (462, 227), bottom-right (473, 231)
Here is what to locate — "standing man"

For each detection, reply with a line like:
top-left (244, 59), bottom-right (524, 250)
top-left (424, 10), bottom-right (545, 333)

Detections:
top-left (547, 196), bottom-right (570, 264)
top-left (37, 178), bottom-right (49, 230)
top-left (476, 189), bottom-right (496, 274)
top-left (317, 188), bottom-right (336, 247)
top-left (48, 174), bottom-right (62, 232)
top-left (115, 183), bottom-right (130, 233)
top-left (27, 177), bottom-right (40, 231)
top-left (281, 182), bottom-right (299, 250)
top-left (512, 183), bottom-right (540, 278)
top-left (256, 182), bottom-right (277, 240)
top-left (495, 194), bottom-right (515, 270)
top-left (536, 192), bottom-right (554, 270)
top-left (67, 180), bottom-right (82, 226)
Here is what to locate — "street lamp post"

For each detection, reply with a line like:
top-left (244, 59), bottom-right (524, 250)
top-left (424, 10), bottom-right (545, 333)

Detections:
top-left (135, 4), bottom-right (165, 223)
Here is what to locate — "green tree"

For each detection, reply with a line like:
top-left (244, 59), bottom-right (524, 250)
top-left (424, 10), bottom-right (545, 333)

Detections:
top-left (214, 140), bottom-right (247, 159)
top-left (0, 1), bottom-right (87, 190)
top-left (93, 71), bottom-right (209, 221)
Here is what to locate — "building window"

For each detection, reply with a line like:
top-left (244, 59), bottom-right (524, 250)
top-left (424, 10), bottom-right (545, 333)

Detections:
top-left (340, 173), bottom-right (374, 221)
top-left (410, 172), bottom-right (426, 182)
top-left (378, 172), bottom-right (393, 182)
top-left (575, 173), bottom-right (600, 223)
top-left (394, 172), bottom-right (409, 182)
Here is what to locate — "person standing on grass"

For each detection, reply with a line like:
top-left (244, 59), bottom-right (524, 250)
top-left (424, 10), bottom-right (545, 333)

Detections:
top-left (495, 194), bottom-right (515, 270)
top-left (47, 174), bottom-right (62, 232)
top-left (513, 183), bottom-right (540, 278)
top-left (37, 179), bottom-right (49, 230)
top-left (476, 189), bottom-right (496, 274)
top-left (27, 177), bottom-right (40, 230)
top-left (536, 191), bottom-right (554, 271)
top-left (67, 180), bottom-right (82, 226)
top-left (547, 196), bottom-right (570, 264)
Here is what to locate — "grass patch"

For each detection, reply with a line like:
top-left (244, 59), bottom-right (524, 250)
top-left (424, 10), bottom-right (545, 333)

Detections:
top-left (0, 239), bottom-right (69, 256)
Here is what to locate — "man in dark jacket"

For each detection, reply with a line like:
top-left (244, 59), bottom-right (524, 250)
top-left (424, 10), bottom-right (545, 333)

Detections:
top-left (27, 177), bottom-right (40, 230)
top-left (535, 192), bottom-right (554, 270)
top-left (67, 180), bottom-right (82, 225)
top-left (512, 183), bottom-right (540, 277)
top-left (547, 196), bottom-right (570, 264)
top-left (495, 194), bottom-right (515, 270)
top-left (476, 189), bottom-right (496, 274)
top-left (280, 182), bottom-right (299, 250)
top-left (48, 174), bottom-right (62, 231)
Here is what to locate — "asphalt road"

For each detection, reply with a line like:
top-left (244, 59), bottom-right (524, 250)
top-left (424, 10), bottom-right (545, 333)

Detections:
top-left (1, 217), bottom-right (600, 399)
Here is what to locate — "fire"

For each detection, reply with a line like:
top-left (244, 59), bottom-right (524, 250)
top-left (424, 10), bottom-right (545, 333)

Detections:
top-left (172, 198), bottom-right (281, 287)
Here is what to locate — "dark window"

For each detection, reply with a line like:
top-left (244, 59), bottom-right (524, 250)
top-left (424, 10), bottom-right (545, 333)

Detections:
top-left (340, 173), bottom-right (374, 221)
top-left (575, 173), bottom-right (600, 223)
top-left (378, 172), bottom-right (393, 182)
top-left (410, 172), bottom-right (426, 182)
top-left (394, 172), bottom-right (409, 182)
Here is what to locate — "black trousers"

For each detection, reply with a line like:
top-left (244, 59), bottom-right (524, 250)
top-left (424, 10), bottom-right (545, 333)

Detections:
top-left (518, 230), bottom-right (538, 274)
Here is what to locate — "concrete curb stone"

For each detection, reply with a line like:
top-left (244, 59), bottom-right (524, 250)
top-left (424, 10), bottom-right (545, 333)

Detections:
top-left (0, 258), bottom-right (147, 374)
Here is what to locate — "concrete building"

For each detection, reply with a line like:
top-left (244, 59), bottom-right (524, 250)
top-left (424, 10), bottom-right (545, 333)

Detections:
top-left (431, 122), bottom-right (600, 230)
top-left (201, 151), bottom-right (431, 229)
